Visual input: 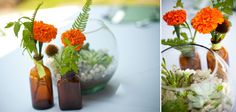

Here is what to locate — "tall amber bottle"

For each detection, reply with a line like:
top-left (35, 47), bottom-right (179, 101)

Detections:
top-left (29, 58), bottom-right (54, 110)
top-left (207, 45), bottom-right (229, 80)
top-left (57, 71), bottom-right (82, 110)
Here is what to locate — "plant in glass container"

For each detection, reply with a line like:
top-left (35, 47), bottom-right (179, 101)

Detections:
top-left (46, 41), bottom-right (83, 110)
top-left (4, 3), bottom-right (57, 110)
top-left (45, 0), bottom-right (93, 110)
top-left (46, 0), bottom-right (118, 95)
top-left (162, 1), bottom-right (200, 70)
top-left (161, 44), bottom-right (233, 112)
top-left (191, 0), bottom-right (233, 67)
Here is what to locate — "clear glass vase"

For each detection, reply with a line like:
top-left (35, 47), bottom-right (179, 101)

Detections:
top-left (48, 19), bottom-right (118, 95)
top-left (161, 44), bottom-right (234, 112)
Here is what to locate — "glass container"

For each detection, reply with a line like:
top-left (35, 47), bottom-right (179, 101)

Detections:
top-left (57, 71), bottom-right (82, 110)
top-left (161, 44), bottom-right (234, 112)
top-left (30, 59), bottom-right (54, 110)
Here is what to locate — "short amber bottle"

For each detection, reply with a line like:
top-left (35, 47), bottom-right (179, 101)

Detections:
top-left (179, 52), bottom-right (201, 70)
top-left (57, 71), bottom-right (82, 110)
top-left (29, 59), bottom-right (54, 110)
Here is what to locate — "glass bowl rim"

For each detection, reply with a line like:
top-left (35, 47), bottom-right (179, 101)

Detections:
top-left (84, 18), bottom-right (107, 34)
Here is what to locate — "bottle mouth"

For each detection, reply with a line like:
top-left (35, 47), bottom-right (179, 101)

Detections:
top-left (33, 55), bottom-right (43, 61)
top-left (161, 43), bottom-right (220, 91)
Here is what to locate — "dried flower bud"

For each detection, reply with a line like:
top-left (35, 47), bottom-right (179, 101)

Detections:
top-left (45, 44), bottom-right (58, 57)
top-left (215, 19), bottom-right (231, 33)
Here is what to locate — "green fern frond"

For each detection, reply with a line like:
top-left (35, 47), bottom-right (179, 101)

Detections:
top-left (72, 0), bottom-right (92, 32)
top-left (31, 2), bottom-right (43, 33)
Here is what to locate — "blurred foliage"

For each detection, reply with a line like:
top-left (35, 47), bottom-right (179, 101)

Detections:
top-left (17, 0), bottom-right (159, 10)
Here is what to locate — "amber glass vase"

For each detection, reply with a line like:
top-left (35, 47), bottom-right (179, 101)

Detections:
top-left (207, 46), bottom-right (229, 80)
top-left (29, 59), bottom-right (54, 110)
top-left (178, 46), bottom-right (201, 70)
top-left (179, 52), bottom-right (201, 70)
top-left (57, 71), bottom-right (82, 110)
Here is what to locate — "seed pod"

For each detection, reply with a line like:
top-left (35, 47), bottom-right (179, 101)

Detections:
top-left (215, 19), bottom-right (231, 34)
top-left (45, 44), bottom-right (59, 57)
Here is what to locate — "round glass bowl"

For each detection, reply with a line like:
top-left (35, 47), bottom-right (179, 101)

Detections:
top-left (78, 19), bottom-right (118, 94)
top-left (47, 19), bottom-right (118, 95)
top-left (161, 44), bottom-right (234, 112)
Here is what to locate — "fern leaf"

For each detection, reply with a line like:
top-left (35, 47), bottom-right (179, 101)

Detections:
top-left (72, 0), bottom-right (92, 32)
top-left (31, 2), bottom-right (43, 33)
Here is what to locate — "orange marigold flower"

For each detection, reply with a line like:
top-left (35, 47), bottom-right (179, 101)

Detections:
top-left (61, 29), bottom-right (86, 51)
top-left (163, 9), bottom-right (186, 26)
top-left (33, 21), bottom-right (57, 43)
top-left (191, 7), bottom-right (224, 34)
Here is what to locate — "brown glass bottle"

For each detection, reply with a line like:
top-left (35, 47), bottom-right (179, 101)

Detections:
top-left (57, 71), bottom-right (82, 110)
top-left (29, 60), bottom-right (54, 110)
top-left (179, 52), bottom-right (201, 70)
top-left (207, 46), bottom-right (228, 80)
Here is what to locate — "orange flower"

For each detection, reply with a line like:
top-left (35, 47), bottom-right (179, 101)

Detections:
top-left (61, 29), bottom-right (86, 51)
top-left (33, 21), bottom-right (57, 43)
top-left (191, 7), bottom-right (224, 34)
top-left (163, 9), bottom-right (186, 26)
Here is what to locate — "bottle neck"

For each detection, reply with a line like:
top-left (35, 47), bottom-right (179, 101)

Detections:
top-left (33, 55), bottom-right (44, 65)
top-left (211, 43), bottom-right (222, 51)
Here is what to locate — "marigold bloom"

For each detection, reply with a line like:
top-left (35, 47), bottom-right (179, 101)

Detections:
top-left (191, 7), bottom-right (224, 34)
top-left (33, 21), bottom-right (57, 43)
top-left (61, 29), bottom-right (86, 51)
top-left (163, 9), bottom-right (186, 26)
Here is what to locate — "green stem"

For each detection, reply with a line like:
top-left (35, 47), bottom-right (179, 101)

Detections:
top-left (53, 56), bottom-right (62, 70)
top-left (38, 42), bottom-right (43, 57)
top-left (192, 30), bottom-right (197, 43)
top-left (210, 31), bottom-right (216, 43)
top-left (0, 28), bottom-right (5, 36)
top-left (174, 25), bottom-right (181, 39)
top-left (185, 21), bottom-right (193, 39)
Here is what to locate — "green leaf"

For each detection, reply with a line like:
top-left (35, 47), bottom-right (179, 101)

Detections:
top-left (162, 98), bottom-right (188, 112)
top-left (35, 61), bottom-right (46, 78)
top-left (72, 0), bottom-right (92, 32)
top-left (23, 22), bottom-right (32, 31)
top-left (61, 67), bottom-right (70, 76)
top-left (19, 16), bottom-right (32, 21)
top-left (180, 32), bottom-right (188, 40)
top-left (22, 29), bottom-right (36, 53)
top-left (5, 22), bottom-right (15, 28)
top-left (161, 38), bottom-right (189, 47)
top-left (14, 22), bottom-right (21, 37)
top-left (173, 0), bottom-right (184, 8)
top-left (63, 37), bottom-right (71, 45)
top-left (216, 85), bottom-right (223, 92)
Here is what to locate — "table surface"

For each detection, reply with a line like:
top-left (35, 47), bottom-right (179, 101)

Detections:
top-left (0, 6), bottom-right (160, 112)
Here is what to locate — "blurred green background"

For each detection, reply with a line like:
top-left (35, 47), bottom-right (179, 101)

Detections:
top-left (0, 0), bottom-right (159, 10)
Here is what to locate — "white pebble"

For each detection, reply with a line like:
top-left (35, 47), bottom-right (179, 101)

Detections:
top-left (90, 70), bottom-right (95, 75)
top-left (87, 74), bottom-right (93, 80)
top-left (95, 67), bottom-right (100, 73)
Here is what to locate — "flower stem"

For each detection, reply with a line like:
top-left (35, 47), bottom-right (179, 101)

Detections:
top-left (174, 25), bottom-right (181, 39)
top-left (210, 31), bottom-right (216, 43)
top-left (38, 42), bottom-right (43, 57)
top-left (192, 30), bottom-right (197, 43)
top-left (185, 21), bottom-right (193, 39)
